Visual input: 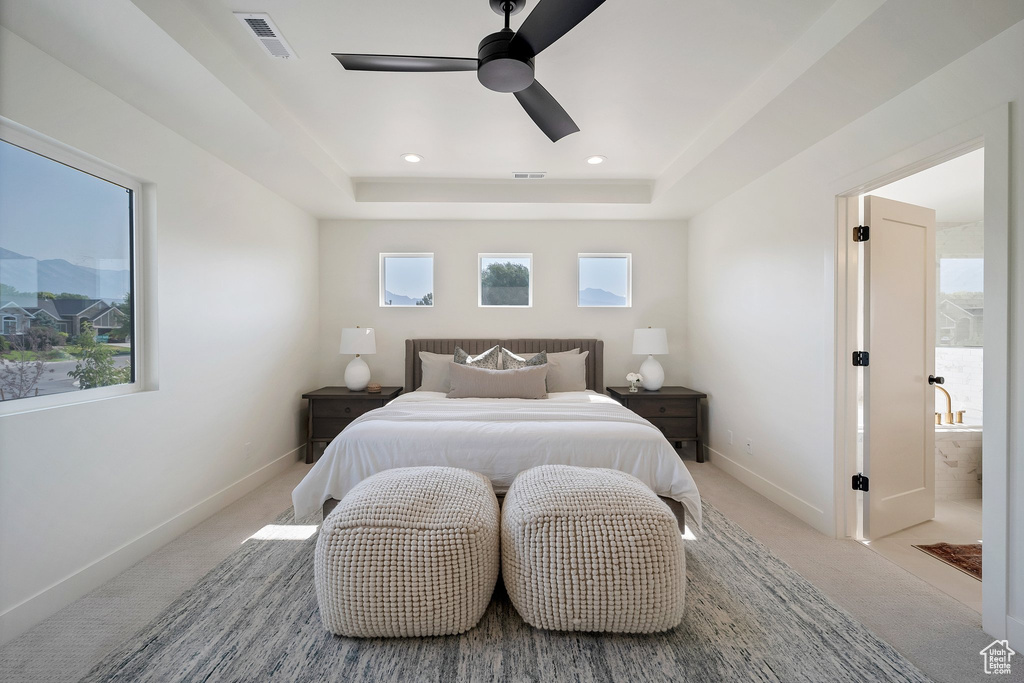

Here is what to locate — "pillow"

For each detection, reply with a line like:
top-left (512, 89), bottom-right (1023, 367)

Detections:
top-left (418, 351), bottom-right (455, 392)
top-left (447, 363), bottom-right (549, 399)
top-left (454, 345), bottom-right (500, 369)
top-left (501, 348), bottom-right (548, 370)
top-left (500, 347), bottom-right (578, 369)
top-left (546, 350), bottom-right (590, 392)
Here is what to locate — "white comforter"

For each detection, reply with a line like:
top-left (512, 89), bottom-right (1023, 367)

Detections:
top-left (292, 390), bottom-right (702, 527)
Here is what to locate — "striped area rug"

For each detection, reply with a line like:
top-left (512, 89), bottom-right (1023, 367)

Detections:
top-left (81, 502), bottom-right (928, 682)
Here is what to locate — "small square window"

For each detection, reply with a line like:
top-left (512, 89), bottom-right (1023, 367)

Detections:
top-left (379, 254), bottom-right (434, 307)
top-left (479, 254), bottom-right (532, 307)
top-left (578, 254), bottom-right (631, 307)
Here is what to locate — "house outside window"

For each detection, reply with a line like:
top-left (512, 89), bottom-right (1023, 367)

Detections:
top-left (0, 130), bottom-right (139, 405)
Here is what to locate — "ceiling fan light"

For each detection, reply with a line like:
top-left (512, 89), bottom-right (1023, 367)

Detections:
top-left (586, 155), bottom-right (606, 165)
top-left (402, 153), bottom-right (423, 163)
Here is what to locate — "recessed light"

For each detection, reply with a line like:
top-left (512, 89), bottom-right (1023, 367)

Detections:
top-left (402, 153), bottom-right (423, 163)
top-left (586, 155), bottom-right (606, 165)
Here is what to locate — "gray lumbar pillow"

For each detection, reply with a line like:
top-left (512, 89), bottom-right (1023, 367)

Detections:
top-left (546, 350), bottom-right (590, 392)
top-left (501, 348), bottom-right (548, 370)
top-left (454, 345), bottom-right (500, 369)
top-left (447, 363), bottom-right (549, 399)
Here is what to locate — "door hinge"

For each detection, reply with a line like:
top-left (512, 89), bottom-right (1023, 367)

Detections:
top-left (853, 225), bottom-right (869, 242)
top-left (852, 351), bottom-right (870, 367)
top-left (852, 473), bottom-right (869, 492)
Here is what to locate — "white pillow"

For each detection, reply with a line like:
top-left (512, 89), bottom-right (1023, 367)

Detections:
top-left (418, 351), bottom-right (454, 392)
top-left (546, 350), bottom-right (589, 392)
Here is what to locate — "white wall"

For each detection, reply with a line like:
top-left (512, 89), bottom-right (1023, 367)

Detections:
top-left (686, 20), bottom-right (1024, 646)
top-left (0, 28), bottom-right (319, 643)
top-left (318, 220), bottom-right (687, 390)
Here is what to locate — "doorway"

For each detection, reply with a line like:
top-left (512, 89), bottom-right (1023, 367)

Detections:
top-left (853, 150), bottom-right (985, 612)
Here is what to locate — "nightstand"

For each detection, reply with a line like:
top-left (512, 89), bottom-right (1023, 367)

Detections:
top-left (607, 386), bottom-right (708, 462)
top-left (302, 386), bottom-right (402, 463)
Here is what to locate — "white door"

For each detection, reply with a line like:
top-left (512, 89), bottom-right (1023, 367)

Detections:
top-left (861, 195), bottom-right (936, 539)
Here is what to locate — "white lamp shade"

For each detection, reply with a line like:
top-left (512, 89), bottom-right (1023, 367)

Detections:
top-left (633, 327), bottom-right (668, 355)
top-left (340, 327), bottom-right (376, 355)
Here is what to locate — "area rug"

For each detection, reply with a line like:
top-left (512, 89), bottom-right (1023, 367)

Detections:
top-left (913, 542), bottom-right (982, 580)
top-left (81, 502), bottom-right (929, 683)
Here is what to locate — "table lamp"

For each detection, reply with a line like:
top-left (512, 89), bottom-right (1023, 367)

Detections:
top-left (633, 327), bottom-right (668, 391)
top-left (339, 326), bottom-right (376, 391)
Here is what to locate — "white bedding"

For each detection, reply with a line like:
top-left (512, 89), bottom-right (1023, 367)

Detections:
top-left (292, 390), bottom-right (702, 527)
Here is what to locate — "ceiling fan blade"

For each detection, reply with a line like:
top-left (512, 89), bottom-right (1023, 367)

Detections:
top-left (509, 0), bottom-right (606, 57)
top-left (333, 54), bottom-right (477, 72)
top-left (513, 80), bottom-right (579, 142)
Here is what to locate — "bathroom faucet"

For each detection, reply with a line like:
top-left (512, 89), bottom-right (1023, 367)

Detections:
top-left (929, 375), bottom-right (954, 424)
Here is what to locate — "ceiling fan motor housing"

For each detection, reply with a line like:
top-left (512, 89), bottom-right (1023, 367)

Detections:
top-left (477, 29), bottom-right (535, 93)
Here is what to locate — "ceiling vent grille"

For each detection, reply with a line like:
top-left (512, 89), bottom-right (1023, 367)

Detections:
top-left (513, 172), bottom-right (546, 179)
top-left (234, 13), bottom-right (295, 59)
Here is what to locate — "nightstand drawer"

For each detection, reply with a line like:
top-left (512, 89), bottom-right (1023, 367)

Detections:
top-left (647, 417), bottom-right (697, 439)
top-left (314, 400), bottom-right (379, 419)
top-left (631, 400), bottom-right (698, 419)
top-left (312, 417), bottom-right (353, 439)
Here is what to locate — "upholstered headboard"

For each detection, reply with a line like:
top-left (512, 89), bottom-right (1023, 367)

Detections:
top-left (405, 338), bottom-right (604, 393)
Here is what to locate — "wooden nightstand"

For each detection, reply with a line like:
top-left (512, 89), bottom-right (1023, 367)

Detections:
top-left (607, 386), bottom-right (708, 462)
top-left (302, 386), bottom-right (402, 463)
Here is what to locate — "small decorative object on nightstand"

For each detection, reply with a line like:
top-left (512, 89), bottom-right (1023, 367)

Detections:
top-left (633, 327), bottom-right (668, 391)
top-left (366, 382), bottom-right (382, 393)
top-left (607, 385), bottom-right (708, 462)
top-left (302, 386), bottom-right (402, 463)
top-left (626, 372), bottom-right (642, 393)
top-left (339, 326), bottom-right (376, 391)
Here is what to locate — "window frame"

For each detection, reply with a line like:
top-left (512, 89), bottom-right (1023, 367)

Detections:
top-left (0, 120), bottom-right (145, 415)
top-left (379, 252), bottom-right (434, 308)
top-left (478, 253), bottom-right (533, 308)
top-left (577, 253), bottom-right (632, 308)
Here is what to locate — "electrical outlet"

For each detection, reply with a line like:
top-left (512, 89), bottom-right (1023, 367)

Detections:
top-left (745, 438), bottom-right (753, 455)
top-left (243, 441), bottom-right (253, 460)
top-left (727, 430), bottom-right (734, 445)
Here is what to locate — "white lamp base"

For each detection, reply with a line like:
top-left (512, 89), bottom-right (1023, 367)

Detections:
top-left (344, 356), bottom-right (371, 391)
top-left (639, 355), bottom-right (665, 391)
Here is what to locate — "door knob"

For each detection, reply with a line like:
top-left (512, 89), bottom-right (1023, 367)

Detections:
top-left (928, 375), bottom-right (944, 385)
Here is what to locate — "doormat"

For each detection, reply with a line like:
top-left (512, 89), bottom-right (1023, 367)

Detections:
top-left (912, 542), bottom-right (982, 580)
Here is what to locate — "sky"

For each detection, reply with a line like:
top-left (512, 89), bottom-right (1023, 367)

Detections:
top-left (579, 256), bottom-right (628, 296)
top-left (383, 256), bottom-right (432, 298)
top-left (940, 258), bottom-right (984, 293)
top-left (0, 139), bottom-right (130, 268)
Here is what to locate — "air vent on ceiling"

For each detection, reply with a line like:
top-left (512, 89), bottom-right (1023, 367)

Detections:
top-left (513, 172), bottom-right (546, 179)
top-left (234, 12), bottom-right (295, 59)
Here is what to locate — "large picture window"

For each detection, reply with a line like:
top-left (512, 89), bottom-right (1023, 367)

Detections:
top-left (0, 135), bottom-right (136, 403)
top-left (479, 254), bottom-right (532, 307)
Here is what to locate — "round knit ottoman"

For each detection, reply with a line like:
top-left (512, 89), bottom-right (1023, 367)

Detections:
top-left (501, 465), bottom-right (686, 633)
top-left (315, 467), bottom-right (500, 637)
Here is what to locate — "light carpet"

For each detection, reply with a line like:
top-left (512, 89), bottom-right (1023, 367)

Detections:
top-left (80, 502), bottom-right (929, 682)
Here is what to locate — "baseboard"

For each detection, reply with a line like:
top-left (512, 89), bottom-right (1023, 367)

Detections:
top-left (0, 445), bottom-right (304, 646)
top-left (706, 446), bottom-right (829, 534)
top-left (1007, 615), bottom-right (1024, 652)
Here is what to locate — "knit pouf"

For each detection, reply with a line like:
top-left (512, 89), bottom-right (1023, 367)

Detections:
top-left (501, 465), bottom-right (686, 633)
top-left (315, 467), bottom-right (500, 637)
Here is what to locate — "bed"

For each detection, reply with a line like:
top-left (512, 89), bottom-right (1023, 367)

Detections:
top-left (292, 338), bottom-right (702, 527)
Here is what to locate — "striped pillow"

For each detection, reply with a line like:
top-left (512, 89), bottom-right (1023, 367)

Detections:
top-left (447, 363), bottom-right (549, 399)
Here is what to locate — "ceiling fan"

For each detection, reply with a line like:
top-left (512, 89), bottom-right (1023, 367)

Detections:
top-left (333, 0), bottom-right (606, 142)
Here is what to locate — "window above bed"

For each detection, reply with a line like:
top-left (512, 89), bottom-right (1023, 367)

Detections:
top-left (379, 253), bottom-right (434, 307)
top-left (578, 253), bottom-right (631, 307)
top-left (479, 254), bottom-right (532, 308)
